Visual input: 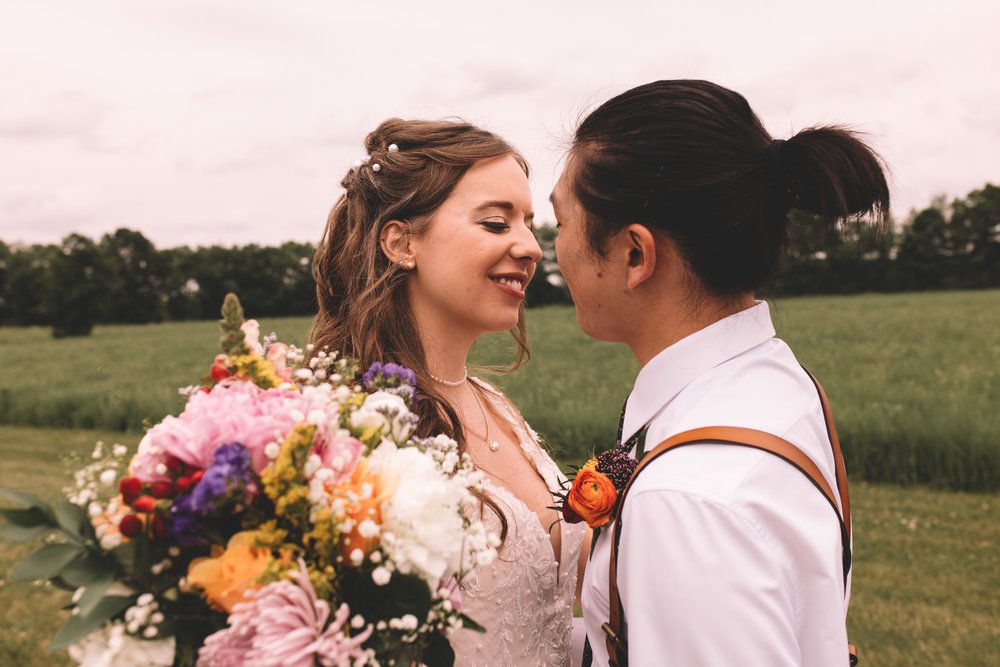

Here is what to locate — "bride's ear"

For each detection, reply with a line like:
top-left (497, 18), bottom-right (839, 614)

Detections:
top-left (380, 220), bottom-right (413, 266)
top-left (623, 224), bottom-right (658, 290)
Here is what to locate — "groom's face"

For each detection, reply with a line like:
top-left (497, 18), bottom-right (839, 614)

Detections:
top-left (551, 162), bottom-right (623, 341)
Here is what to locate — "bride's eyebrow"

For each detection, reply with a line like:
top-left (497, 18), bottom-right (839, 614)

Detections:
top-left (473, 200), bottom-right (515, 214)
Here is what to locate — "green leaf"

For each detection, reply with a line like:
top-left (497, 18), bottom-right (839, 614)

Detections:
top-left (11, 543), bottom-right (84, 581)
top-left (50, 595), bottom-right (134, 651)
top-left (458, 612), bottom-right (486, 633)
top-left (0, 522), bottom-right (55, 542)
top-left (0, 506), bottom-right (56, 528)
top-left (76, 571), bottom-right (117, 617)
top-left (0, 486), bottom-right (51, 511)
top-left (59, 550), bottom-right (120, 588)
top-left (422, 630), bottom-right (456, 667)
top-left (53, 499), bottom-right (88, 541)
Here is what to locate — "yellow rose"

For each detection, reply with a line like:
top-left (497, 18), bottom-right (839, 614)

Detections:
top-left (567, 469), bottom-right (618, 528)
top-left (187, 531), bottom-right (271, 612)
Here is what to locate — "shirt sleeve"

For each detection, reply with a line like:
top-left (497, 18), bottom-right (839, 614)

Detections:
top-left (618, 487), bottom-right (802, 665)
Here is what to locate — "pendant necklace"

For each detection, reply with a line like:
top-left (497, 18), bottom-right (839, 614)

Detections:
top-left (470, 383), bottom-right (501, 452)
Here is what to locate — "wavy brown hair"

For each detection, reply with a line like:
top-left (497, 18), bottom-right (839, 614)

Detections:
top-left (311, 118), bottom-right (531, 541)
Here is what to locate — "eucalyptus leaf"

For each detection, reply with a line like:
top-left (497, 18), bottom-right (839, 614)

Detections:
top-left (11, 543), bottom-right (84, 581)
top-left (53, 499), bottom-right (88, 541)
top-left (76, 571), bottom-right (117, 617)
top-left (59, 550), bottom-right (120, 588)
top-left (0, 522), bottom-right (55, 542)
top-left (458, 613), bottom-right (486, 633)
top-left (0, 486), bottom-right (52, 511)
top-left (0, 506), bottom-right (56, 528)
top-left (50, 595), bottom-right (134, 651)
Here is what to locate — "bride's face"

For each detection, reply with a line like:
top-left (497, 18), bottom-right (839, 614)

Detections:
top-left (406, 154), bottom-right (540, 339)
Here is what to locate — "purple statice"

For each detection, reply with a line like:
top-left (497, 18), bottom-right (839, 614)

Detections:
top-left (362, 362), bottom-right (419, 406)
top-left (596, 449), bottom-right (637, 490)
top-left (166, 443), bottom-right (255, 546)
top-left (190, 442), bottom-right (256, 513)
top-left (362, 361), bottom-right (418, 389)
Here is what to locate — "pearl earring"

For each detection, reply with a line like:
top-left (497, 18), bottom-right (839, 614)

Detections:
top-left (400, 259), bottom-right (415, 270)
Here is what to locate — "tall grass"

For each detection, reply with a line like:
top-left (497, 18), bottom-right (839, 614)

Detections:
top-left (0, 290), bottom-right (997, 489)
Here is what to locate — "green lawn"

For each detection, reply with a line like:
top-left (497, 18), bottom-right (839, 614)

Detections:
top-left (2, 290), bottom-right (999, 489)
top-left (1, 426), bottom-right (996, 666)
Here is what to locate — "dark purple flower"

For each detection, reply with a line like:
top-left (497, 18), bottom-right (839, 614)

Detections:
top-left (166, 493), bottom-right (207, 546)
top-left (191, 442), bottom-right (255, 513)
top-left (596, 449), bottom-right (637, 490)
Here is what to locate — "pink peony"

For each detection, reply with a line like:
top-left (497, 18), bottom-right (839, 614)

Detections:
top-left (198, 561), bottom-right (372, 667)
top-left (313, 432), bottom-right (364, 485)
top-left (131, 382), bottom-right (317, 483)
top-left (266, 343), bottom-right (292, 382)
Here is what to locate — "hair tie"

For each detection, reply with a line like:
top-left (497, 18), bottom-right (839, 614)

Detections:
top-left (767, 138), bottom-right (786, 176)
top-left (766, 138), bottom-right (792, 208)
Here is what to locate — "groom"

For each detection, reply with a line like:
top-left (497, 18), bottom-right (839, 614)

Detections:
top-left (552, 79), bottom-right (885, 666)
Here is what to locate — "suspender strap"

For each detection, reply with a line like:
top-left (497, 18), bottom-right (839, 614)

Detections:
top-left (604, 371), bottom-right (854, 667)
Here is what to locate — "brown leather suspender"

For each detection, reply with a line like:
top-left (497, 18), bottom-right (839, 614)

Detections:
top-left (603, 369), bottom-right (857, 667)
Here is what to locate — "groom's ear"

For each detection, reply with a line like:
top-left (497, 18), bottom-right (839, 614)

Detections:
top-left (380, 220), bottom-right (412, 264)
top-left (623, 224), bottom-right (657, 290)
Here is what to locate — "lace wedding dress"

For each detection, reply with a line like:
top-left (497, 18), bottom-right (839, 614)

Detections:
top-left (449, 381), bottom-right (585, 667)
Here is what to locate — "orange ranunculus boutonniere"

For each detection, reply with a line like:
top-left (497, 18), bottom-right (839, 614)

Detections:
top-left (567, 469), bottom-right (618, 528)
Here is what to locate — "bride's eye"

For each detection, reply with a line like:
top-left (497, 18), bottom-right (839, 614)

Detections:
top-left (480, 218), bottom-right (509, 233)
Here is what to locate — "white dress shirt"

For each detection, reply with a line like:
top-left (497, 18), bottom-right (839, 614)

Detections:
top-left (582, 301), bottom-right (851, 666)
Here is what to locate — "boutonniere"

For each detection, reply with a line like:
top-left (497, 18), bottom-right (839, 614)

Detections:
top-left (554, 448), bottom-right (637, 530)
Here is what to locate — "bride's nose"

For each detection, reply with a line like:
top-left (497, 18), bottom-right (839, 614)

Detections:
top-left (511, 224), bottom-right (542, 264)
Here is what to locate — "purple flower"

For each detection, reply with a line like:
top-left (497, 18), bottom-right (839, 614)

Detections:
top-left (166, 493), bottom-right (207, 547)
top-left (166, 443), bottom-right (255, 546)
top-left (362, 362), bottom-right (417, 391)
top-left (596, 449), bottom-right (637, 490)
top-left (191, 443), bottom-right (255, 513)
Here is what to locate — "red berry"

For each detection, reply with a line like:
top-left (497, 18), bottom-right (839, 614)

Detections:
top-left (199, 386), bottom-right (211, 394)
top-left (119, 514), bottom-right (143, 538)
top-left (190, 470), bottom-right (205, 485)
top-left (210, 363), bottom-right (231, 383)
top-left (118, 477), bottom-right (143, 504)
top-left (150, 481), bottom-right (174, 499)
top-left (132, 495), bottom-right (157, 513)
top-left (174, 476), bottom-right (192, 494)
top-left (165, 457), bottom-right (185, 475)
top-left (151, 514), bottom-right (168, 541)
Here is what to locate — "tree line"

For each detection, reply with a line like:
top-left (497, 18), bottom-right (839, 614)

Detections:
top-left (1, 183), bottom-right (997, 337)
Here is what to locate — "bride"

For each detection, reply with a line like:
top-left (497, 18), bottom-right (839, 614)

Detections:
top-left (309, 118), bottom-right (588, 666)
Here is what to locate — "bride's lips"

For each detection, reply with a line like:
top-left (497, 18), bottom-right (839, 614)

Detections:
top-left (489, 272), bottom-right (529, 299)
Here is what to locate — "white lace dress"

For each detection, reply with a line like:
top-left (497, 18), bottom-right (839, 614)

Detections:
top-left (450, 381), bottom-right (585, 667)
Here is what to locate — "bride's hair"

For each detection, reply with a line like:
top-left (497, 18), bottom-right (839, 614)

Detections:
top-left (568, 79), bottom-right (891, 297)
top-left (311, 118), bottom-right (530, 541)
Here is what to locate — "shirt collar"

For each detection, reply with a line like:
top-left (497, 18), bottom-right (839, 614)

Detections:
top-left (621, 300), bottom-right (777, 442)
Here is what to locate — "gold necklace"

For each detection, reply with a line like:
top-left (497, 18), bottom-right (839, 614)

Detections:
top-left (470, 383), bottom-right (501, 453)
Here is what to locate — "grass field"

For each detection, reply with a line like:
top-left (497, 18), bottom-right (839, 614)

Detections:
top-left (1, 426), bottom-right (996, 666)
top-left (2, 290), bottom-right (997, 489)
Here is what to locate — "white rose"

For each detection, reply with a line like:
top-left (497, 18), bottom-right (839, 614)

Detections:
top-left (68, 621), bottom-right (175, 667)
top-left (350, 391), bottom-right (413, 441)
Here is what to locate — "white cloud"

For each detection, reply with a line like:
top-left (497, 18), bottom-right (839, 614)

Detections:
top-left (1, 0), bottom-right (998, 246)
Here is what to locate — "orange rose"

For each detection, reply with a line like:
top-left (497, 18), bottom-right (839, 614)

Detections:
top-left (187, 531), bottom-right (271, 612)
top-left (567, 469), bottom-right (618, 528)
top-left (333, 457), bottom-right (398, 561)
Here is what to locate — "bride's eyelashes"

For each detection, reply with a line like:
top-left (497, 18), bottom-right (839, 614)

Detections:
top-left (480, 218), bottom-right (510, 233)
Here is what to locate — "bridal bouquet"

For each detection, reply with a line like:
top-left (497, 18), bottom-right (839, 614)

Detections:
top-left (0, 294), bottom-right (497, 667)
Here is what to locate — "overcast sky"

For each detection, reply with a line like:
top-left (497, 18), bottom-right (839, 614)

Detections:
top-left (2, 0), bottom-right (997, 248)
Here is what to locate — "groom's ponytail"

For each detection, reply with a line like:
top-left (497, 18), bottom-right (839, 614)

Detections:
top-left (569, 80), bottom-right (890, 297)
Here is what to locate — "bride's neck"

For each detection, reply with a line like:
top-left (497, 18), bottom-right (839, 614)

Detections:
top-left (414, 314), bottom-right (476, 384)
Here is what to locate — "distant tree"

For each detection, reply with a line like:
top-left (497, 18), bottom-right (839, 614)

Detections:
top-left (526, 225), bottom-right (571, 306)
top-left (101, 228), bottom-right (166, 323)
top-left (3, 243), bottom-right (57, 325)
top-left (950, 183), bottom-right (1000, 287)
top-left (0, 240), bottom-right (9, 324)
top-left (46, 234), bottom-right (119, 337)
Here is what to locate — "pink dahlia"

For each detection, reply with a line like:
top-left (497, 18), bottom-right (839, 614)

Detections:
top-left (198, 561), bottom-right (372, 667)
